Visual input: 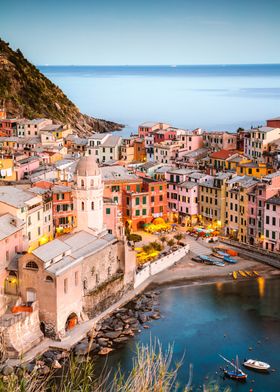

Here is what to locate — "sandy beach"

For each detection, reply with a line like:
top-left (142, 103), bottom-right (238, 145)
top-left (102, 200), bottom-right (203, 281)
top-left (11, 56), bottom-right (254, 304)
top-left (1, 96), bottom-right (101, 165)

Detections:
top-left (150, 248), bottom-right (280, 289)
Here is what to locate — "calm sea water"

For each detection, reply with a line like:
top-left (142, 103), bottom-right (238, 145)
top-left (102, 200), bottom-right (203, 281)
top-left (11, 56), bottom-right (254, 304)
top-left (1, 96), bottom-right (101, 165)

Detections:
top-left (39, 64), bottom-right (280, 136)
top-left (98, 277), bottom-right (280, 392)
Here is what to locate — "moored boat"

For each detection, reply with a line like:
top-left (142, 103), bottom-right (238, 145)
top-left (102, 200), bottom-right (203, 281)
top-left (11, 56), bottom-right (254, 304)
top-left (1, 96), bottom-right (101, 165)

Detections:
top-left (232, 271), bottom-right (238, 280)
top-left (238, 270), bottom-right (247, 277)
top-left (219, 354), bottom-right (247, 382)
top-left (253, 271), bottom-right (259, 277)
top-left (199, 255), bottom-right (225, 266)
top-left (243, 359), bottom-right (270, 372)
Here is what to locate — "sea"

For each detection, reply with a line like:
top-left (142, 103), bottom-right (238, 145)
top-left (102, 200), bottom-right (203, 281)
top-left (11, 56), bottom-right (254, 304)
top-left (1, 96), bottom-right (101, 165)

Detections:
top-left (97, 277), bottom-right (280, 392)
top-left (39, 64), bottom-right (280, 136)
top-left (39, 65), bottom-right (280, 391)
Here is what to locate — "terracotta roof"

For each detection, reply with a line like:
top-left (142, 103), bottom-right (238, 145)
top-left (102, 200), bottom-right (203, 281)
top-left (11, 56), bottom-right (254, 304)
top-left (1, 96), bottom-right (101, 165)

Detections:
top-left (210, 150), bottom-right (237, 160)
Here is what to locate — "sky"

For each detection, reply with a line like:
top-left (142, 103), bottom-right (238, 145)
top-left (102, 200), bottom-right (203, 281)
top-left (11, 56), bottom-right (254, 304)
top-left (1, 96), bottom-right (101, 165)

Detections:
top-left (1, 0), bottom-right (280, 65)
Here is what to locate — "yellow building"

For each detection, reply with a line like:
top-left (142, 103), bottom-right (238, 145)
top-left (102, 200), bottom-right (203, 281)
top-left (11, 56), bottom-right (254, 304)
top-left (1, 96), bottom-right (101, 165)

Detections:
top-left (199, 172), bottom-right (232, 230)
top-left (0, 186), bottom-right (47, 252)
top-left (225, 176), bottom-right (259, 242)
top-left (0, 158), bottom-right (16, 181)
top-left (236, 159), bottom-right (274, 178)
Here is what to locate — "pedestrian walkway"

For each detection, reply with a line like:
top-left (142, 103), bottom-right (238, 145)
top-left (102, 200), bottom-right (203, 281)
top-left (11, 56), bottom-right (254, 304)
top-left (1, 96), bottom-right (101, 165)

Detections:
top-left (185, 236), bottom-right (212, 256)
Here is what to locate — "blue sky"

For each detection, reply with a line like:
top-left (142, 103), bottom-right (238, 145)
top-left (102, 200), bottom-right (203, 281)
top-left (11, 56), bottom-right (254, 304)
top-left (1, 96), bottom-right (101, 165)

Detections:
top-left (1, 0), bottom-right (280, 65)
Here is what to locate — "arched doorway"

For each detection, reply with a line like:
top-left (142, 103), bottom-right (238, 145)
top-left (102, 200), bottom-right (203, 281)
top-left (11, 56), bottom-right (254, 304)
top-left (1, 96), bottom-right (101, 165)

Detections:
top-left (65, 313), bottom-right (78, 331)
top-left (5, 272), bottom-right (18, 295)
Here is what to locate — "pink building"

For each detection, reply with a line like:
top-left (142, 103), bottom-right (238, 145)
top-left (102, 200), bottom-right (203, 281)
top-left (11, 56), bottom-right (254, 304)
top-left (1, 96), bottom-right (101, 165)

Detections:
top-left (263, 195), bottom-right (280, 252)
top-left (180, 132), bottom-right (204, 152)
top-left (203, 131), bottom-right (237, 151)
top-left (0, 214), bottom-right (25, 296)
top-left (138, 122), bottom-right (170, 138)
top-left (247, 173), bottom-right (280, 246)
top-left (153, 129), bottom-right (177, 144)
top-left (166, 169), bottom-right (210, 222)
top-left (15, 156), bottom-right (41, 180)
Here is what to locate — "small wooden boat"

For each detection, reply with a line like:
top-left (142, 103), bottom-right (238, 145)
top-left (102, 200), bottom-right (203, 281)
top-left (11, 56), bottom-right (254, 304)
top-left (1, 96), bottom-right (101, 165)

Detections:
top-left (219, 354), bottom-right (247, 382)
top-left (253, 271), bottom-right (259, 277)
top-left (238, 270), bottom-right (247, 278)
top-left (200, 255), bottom-right (225, 266)
top-left (243, 359), bottom-right (270, 372)
top-left (191, 257), bottom-right (203, 263)
top-left (224, 255), bottom-right (237, 264)
top-left (244, 270), bottom-right (253, 277)
top-left (232, 271), bottom-right (238, 280)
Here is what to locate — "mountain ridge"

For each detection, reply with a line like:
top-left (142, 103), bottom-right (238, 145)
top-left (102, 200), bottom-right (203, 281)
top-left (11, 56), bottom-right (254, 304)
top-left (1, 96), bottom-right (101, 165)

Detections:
top-left (0, 38), bottom-right (124, 136)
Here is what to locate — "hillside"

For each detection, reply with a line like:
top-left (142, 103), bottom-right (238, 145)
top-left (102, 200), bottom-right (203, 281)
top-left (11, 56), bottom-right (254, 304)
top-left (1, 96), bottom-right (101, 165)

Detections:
top-left (0, 38), bottom-right (123, 136)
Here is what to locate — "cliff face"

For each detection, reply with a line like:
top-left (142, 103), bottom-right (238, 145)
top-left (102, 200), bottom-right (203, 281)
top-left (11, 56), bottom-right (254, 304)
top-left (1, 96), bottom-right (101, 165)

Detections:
top-left (0, 39), bottom-right (123, 136)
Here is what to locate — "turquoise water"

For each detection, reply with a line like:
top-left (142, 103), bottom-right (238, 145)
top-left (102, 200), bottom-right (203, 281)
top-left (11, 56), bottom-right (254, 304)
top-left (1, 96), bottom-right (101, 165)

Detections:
top-left (99, 278), bottom-right (280, 391)
top-left (39, 64), bottom-right (280, 136)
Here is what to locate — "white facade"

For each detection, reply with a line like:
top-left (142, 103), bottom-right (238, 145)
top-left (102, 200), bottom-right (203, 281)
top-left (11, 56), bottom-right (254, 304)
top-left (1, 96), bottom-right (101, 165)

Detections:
top-left (73, 156), bottom-right (104, 234)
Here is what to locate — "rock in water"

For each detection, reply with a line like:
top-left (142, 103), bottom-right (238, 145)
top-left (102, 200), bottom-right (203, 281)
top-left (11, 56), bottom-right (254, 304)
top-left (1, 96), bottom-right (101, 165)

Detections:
top-left (98, 347), bottom-right (113, 355)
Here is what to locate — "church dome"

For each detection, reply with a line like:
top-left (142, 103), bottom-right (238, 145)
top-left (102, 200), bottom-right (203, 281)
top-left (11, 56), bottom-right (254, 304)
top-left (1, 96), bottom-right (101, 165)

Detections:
top-left (76, 155), bottom-right (100, 177)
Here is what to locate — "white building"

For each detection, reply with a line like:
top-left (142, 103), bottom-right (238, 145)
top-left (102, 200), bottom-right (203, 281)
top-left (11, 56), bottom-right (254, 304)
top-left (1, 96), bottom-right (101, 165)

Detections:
top-left (72, 156), bottom-right (104, 234)
top-left (244, 127), bottom-right (280, 162)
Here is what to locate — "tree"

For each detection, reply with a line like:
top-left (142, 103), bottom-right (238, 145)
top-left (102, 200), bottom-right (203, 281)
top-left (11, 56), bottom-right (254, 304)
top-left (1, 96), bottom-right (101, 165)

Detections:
top-left (128, 233), bottom-right (142, 244)
top-left (167, 239), bottom-right (175, 247)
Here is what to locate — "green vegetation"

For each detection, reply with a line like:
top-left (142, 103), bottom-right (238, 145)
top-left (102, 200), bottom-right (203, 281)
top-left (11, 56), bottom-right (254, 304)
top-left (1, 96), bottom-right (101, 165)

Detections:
top-left (127, 233), bottom-right (142, 243)
top-left (0, 38), bottom-right (122, 135)
top-left (0, 342), bottom-right (231, 392)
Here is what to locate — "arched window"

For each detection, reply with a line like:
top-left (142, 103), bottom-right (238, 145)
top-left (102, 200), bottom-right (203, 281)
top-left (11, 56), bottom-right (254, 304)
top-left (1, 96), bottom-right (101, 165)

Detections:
top-left (91, 201), bottom-right (94, 210)
top-left (81, 201), bottom-right (84, 211)
top-left (81, 179), bottom-right (85, 187)
top-left (25, 261), bottom-right (39, 270)
top-left (45, 275), bottom-right (53, 282)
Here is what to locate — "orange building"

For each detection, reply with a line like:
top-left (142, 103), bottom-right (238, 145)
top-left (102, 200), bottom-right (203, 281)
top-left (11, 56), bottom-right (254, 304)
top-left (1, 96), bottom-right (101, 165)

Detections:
top-left (133, 138), bottom-right (146, 162)
top-left (123, 178), bottom-right (168, 231)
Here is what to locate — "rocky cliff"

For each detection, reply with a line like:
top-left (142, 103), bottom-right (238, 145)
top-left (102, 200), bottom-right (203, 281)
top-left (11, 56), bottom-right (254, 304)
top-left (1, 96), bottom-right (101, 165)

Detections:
top-left (0, 38), bottom-right (123, 136)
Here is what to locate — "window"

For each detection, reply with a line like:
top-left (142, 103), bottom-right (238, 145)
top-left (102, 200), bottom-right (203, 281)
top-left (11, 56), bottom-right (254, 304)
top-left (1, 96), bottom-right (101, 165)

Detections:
top-left (37, 211), bottom-right (40, 220)
top-left (136, 197), bottom-right (140, 205)
top-left (106, 208), bottom-right (111, 214)
top-left (159, 185), bottom-right (163, 191)
top-left (142, 209), bottom-right (147, 215)
top-left (143, 196), bottom-right (147, 204)
top-left (46, 276), bottom-right (53, 283)
top-left (75, 271), bottom-right (79, 286)
top-left (91, 179), bottom-right (94, 187)
top-left (28, 216), bottom-right (31, 226)
top-left (126, 185), bottom-right (130, 191)
top-left (28, 232), bottom-right (31, 241)
top-left (38, 227), bottom-right (41, 236)
top-left (81, 202), bottom-right (85, 211)
top-left (136, 210), bottom-right (140, 216)
top-left (81, 179), bottom-right (85, 187)
top-left (159, 195), bottom-right (163, 202)
top-left (6, 251), bottom-right (9, 261)
top-left (136, 184), bottom-right (140, 192)
top-left (91, 201), bottom-right (94, 210)
top-left (64, 278), bottom-right (68, 294)
top-left (25, 261), bottom-right (38, 270)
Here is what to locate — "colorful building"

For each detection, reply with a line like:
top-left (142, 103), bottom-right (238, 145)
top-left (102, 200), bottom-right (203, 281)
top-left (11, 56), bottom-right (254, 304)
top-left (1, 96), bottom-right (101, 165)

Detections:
top-left (263, 195), bottom-right (280, 252)
top-left (203, 131), bottom-right (237, 151)
top-left (244, 126), bottom-right (280, 162)
top-left (236, 160), bottom-right (274, 178)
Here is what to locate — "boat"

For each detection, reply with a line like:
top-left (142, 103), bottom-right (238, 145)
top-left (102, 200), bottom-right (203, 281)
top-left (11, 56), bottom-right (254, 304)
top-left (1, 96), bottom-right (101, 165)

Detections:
top-left (253, 271), bottom-right (259, 277)
top-left (232, 271), bottom-right (238, 280)
top-left (224, 255), bottom-right (237, 264)
top-left (191, 257), bottom-right (203, 263)
top-left (219, 354), bottom-right (247, 381)
top-left (243, 359), bottom-right (270, 372)
top-left (238, 270), bottom-right (247, 278)
top-left (199, 255), bottom-right (225, 266)
top-left (244, 270), bottom-right (253, 277)
top-left (216, 250), bottom-right (228, 257)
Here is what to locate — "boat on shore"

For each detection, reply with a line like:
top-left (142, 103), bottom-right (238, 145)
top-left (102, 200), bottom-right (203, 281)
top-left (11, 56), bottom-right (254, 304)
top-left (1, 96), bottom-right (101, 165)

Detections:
top-left (199, 255), bottom-right (225, 267)
top-left (239, 270), bottom-right (247, 278)
top-left (212, 252), bottom-right (237, 264)
top-left (232, 271), bottom-right (238, 280)
top-left (243, 359), bottom-right (270, 372)
top-left (224, 255), bottom-right (237, 264)
top-left (253, 271), bottom-right (259, 277)
top-left (219, 354), bottom-right (247, 381)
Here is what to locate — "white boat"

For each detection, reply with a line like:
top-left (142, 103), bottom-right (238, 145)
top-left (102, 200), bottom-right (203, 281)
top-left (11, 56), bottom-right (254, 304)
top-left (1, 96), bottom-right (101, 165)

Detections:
top-left (243, 359), bottom-right (270, 372)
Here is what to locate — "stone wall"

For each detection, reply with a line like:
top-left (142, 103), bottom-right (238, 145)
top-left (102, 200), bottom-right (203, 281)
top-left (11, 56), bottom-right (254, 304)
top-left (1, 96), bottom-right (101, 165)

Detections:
top-left (0, 301), bottom-right (43, 359)
top-left (83, 273), bottom-right (125, 319)
top-left (134, 245), bottom-right (190, 288)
